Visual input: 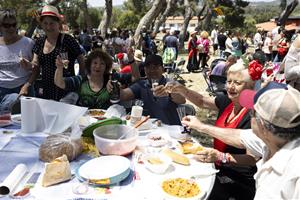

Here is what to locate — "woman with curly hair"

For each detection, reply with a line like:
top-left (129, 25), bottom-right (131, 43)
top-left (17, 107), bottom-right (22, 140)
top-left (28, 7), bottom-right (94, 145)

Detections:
top-left (54, 50), bottom-right (112, 109)
top-left (197, 31), bottom-right (210, 70)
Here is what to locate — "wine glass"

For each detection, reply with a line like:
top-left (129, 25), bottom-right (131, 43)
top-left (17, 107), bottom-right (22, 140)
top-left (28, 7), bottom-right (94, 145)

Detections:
top-left (59, 52), bottom-right (69, 69)
top-left (176, 106), bottom-right (191, 134)
top-left (165, 72), bottom-right (177, 93)
top-left (151, 79), bottom-right (159, 90)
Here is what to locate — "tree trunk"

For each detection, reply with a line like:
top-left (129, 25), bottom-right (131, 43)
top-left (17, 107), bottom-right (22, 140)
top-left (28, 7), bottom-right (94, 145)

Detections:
top-left (202, 8), bottom-right (213, 31)
top-left (134, 0), bottom-right (166, 49)
top-left (99, 0), bottom-right (113, 37)
top-left (26, 0), bottom-right (62, 38)
top-left (82, 0), bottom-right (93, 34)
top-left (280, 0), bottom-right (287, 11)
top-left (195, 3), bottom-right (207, 31)
top-left (278, 0), bottom-right (298, 27)
top-left (179, 0), bottom-right (192, 50)
top-left (153, 0), bottom-right (177, 33)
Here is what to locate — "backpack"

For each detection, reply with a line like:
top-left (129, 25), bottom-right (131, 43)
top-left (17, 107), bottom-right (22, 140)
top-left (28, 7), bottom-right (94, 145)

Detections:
top-left (162, 47), bottom-right (176, 64)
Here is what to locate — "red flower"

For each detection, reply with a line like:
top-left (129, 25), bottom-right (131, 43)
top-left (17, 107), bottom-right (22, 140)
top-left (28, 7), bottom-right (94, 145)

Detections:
top-left (248, 60), bottom-right (263, 81)
top-left (117, 53), bottom-right (124, 60)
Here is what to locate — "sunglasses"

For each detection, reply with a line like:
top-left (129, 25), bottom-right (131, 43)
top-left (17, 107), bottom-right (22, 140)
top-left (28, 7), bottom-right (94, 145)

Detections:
top-left (2, 22), bottom-right (17, 28)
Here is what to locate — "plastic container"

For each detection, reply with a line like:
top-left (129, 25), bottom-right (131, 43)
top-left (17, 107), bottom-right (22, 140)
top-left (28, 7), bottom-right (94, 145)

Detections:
top-left (93, 124), bottom-right (138, 155)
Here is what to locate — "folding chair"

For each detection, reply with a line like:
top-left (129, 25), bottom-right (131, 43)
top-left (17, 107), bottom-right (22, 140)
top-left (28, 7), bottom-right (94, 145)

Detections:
top-left (202, 68), bottom-right (215, 95)
top-left (209, 75), bottom-right (227, 96)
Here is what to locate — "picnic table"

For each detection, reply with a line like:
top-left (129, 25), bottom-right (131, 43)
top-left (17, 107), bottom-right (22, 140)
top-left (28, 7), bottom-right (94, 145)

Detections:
top-left (0, 117), bottom-right (216, 200)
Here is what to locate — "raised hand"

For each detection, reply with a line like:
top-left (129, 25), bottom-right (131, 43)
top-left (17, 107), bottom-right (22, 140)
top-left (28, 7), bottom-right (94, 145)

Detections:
top-left (194, 148), bottom-right (220, 163)
top-left (55, 55), bottom-right (64, 70)
top-left (152, 85), bottom-right (168, 97)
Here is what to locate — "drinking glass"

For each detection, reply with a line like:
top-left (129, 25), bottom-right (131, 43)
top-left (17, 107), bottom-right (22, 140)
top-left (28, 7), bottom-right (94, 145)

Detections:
top-left (18, 50), bottom-right (23, 61)
top-left (165, 72), bottom-right (176, 93)
top-left (151, 79), bottom-right (159, 90)
top-left (176, 106), bottom-right (191, 134)
top-left (59, 52), bottom-right (69, 69)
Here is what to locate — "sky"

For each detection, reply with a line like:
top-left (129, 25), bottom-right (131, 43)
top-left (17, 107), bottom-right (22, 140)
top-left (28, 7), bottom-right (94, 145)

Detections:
top-left (87, 0), bottom-right (126, 7)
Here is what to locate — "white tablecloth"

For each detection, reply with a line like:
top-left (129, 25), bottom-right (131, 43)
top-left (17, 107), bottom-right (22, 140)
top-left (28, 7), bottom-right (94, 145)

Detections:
top-left (0, 123), bottom-right (216, 200)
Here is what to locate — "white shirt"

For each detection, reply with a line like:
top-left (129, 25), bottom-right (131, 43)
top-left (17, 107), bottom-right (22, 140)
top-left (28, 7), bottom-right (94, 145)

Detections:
top-left (225, 37), bottom-right (233, 53)
top-left (0, 36), bottom-right (34, 88)
top-left (254, 138), bottom-right (300, 200)
top-left (211, 29), bottom-right (218, 44)
top-left (240, 129), bottom-right (265, 158)
top-left (254, 32), bottom-right (262, 50)
top-left (241, 130), bottom-right (300, 199)
top-left (262, 36), bottom-right (272, 54)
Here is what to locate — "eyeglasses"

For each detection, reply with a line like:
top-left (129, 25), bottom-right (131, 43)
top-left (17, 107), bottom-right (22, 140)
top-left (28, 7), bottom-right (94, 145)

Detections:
top-left (2, 22), bottom-right (17, 28)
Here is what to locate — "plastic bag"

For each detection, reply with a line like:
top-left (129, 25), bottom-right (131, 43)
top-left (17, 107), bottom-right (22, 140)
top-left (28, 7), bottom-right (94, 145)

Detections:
top-left (39, 134), bottom-right (82, 162)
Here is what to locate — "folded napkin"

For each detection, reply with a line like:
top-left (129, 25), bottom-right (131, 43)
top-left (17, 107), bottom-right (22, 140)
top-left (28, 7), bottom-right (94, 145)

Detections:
top-left (104, 104), bottom-right (126, 118)
top-left (21, 97), bottom-right (87, 134)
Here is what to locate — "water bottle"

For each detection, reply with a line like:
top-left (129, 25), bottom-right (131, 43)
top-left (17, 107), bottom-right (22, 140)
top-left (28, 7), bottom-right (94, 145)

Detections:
top-left (110, 69), bottom-right (120, 104)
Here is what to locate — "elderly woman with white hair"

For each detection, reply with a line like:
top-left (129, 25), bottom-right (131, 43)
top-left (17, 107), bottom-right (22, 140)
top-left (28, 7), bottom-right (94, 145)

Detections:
top-left (168, 62), bottom-right (257, 200)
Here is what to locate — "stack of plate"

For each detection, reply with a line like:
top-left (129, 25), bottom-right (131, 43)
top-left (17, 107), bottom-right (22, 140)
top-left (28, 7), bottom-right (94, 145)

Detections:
top-left (76, 155), bottom-right (131, 186)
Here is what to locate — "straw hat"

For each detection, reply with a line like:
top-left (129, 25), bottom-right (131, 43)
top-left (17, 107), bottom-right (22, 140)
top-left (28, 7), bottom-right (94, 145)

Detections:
top-left (134, 50), bottom-right (143, 62)
top-left (40, 5), bottom-right (61, 19)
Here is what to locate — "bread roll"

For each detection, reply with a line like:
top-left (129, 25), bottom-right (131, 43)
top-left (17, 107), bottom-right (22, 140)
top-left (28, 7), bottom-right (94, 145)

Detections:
top-left (39, 134), bottom-right (82, 162)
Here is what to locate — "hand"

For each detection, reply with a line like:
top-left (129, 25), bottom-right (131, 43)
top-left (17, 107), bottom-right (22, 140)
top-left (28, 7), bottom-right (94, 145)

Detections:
top-left (152, 85), bottom-right (168, 97)
top-left (19, 83), bottom-right (30, 96)
top-left (55, 55), bottom-right (64, 69)
top-left (194, 148), bottom-right (220, 163)
top-left (106, 80), bottom-right (113, 93)
top-left (127, 47), bottom-right (134, 61)
top-left (167, 83), bottom-right (187, 95)
top-left (19, 58), bottom-right (32, 70)
top-left (181, 115), bottom-right (203, 130)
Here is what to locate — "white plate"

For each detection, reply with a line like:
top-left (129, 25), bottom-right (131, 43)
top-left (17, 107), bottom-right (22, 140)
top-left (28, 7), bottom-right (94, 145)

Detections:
top-left (11, 114), bottom-right (21, 125)
top-left (78, 155), bottom-right (130, 180)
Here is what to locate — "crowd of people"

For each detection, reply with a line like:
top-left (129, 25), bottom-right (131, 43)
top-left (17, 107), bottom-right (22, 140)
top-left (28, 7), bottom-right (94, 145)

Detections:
top-left (1, 4), bottom-right (300, 200)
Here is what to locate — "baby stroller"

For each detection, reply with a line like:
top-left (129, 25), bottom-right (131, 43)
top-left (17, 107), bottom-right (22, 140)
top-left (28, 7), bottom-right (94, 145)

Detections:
top-left (202, 57), bottom-right (227, 96)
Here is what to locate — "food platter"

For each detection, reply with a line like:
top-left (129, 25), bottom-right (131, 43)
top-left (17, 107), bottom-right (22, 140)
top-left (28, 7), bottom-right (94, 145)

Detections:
top-left (76, 156), bottom-right (131, 186)
top-left (161, 177), bottom-right (205, 200)
top-left (88, 109), bottom-right (106, 120)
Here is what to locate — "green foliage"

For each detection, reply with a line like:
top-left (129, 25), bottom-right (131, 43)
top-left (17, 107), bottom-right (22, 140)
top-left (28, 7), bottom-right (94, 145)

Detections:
top-left (245, 4), bottom-right (280, 24)
top-left (220, 0), bottom-right (249, 29)
top-left (116, 11), bottom-right (140, 29)
top-left (244, 16), bottom-right (257, 34)
top-left (0, 0), bottom-right (43, 30)
top-left (88, 8), bottom-right (101, 29)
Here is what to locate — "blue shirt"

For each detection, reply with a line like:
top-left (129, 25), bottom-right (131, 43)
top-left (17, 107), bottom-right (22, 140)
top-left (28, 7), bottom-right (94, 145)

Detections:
top-left (211, 62), bottom-right (226, 76)
top-left (129, 77), bottom-right (181, 125)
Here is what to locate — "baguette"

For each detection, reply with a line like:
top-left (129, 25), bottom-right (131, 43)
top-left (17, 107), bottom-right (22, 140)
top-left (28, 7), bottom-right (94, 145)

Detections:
top-left (162, 148), bottom-right (190, 166)
top-left (180, 142), bottom-right (204, 154)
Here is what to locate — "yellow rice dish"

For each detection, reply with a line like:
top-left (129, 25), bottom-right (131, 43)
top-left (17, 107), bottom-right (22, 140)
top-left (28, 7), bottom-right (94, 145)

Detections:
top-left (162, 178), bottom-right (200, 198)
